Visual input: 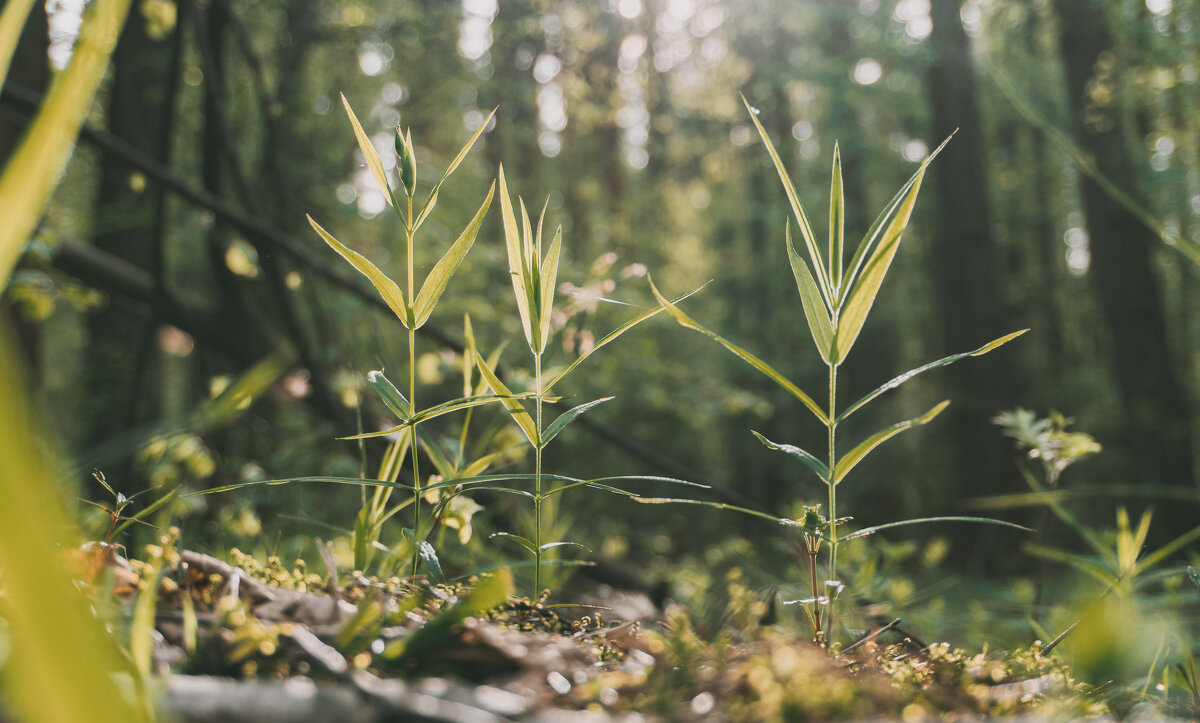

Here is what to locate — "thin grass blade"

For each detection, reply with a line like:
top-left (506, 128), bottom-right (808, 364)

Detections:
top-left (340, 93), bottom-right (395, 209)
top-left (309, 215), bottom-right (411, 326)
top-left (650, 278), bottom-right (827, 423)
top-left (1134, 525), bottom-right (1200, 577)
top-left (0, 0), bottom-right (36, 82)
top-left (411, 393), bottom-right (522, 424)
top-left (842, 516), bottom-right (1034, 542)
top-left (475, 352), bottom-right (538, 446)
top-left (829, 141), bottom-right (844, 290)
top-left (833, 400), bottom-right (949, 484)
top-left (412, 182), bottom-right (496, 328)
top-left (540, 396), bottom-right (614, 448)
top-left (742, 95), bottom-right (832, 304)
top-left (631, 496), bottom-right (797, 525)
top-left (413, 188), bottom-right (438, 232)
top-left (543, 474), bottom-right (709, 498)
top-left (540, 541), bottom-right (590, 553)
top-left (1021, 543), bottom-right (1115, 587)
top-left (838, 330), bottom-right (1027, 422)
top-left (431, 107), bottom-right (496, 193)
top-left (111, 486), bottom-right (179, 539)
top-left (751, 431), bottom-right (830, 484)
top-left (787, 224), bottom-right (835, 364)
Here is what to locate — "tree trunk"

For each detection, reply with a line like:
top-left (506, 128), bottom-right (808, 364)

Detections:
top-left (1053, 0), bottom-right (1196, 534)
top-left (926, 0), bottom-right (1024, 513)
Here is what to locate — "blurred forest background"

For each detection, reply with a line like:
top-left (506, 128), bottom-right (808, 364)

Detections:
top-left (2, 0), bottom-right (1198, 577)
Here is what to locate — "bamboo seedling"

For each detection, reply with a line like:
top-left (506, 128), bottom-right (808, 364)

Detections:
top-left (649, 98), bottom-right (1029, 643)
top-left (306, 95), bottom-right (497, 578)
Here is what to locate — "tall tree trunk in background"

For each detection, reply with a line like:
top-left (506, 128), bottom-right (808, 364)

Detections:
top-left (926, 0), bottom-right (1024, 511)
top-left (86, 7), bottom-right (181, 451)
top-left (1053, 0), bottom-right (1196, 533)
top-left (0, 2), bottom-right (49, 368)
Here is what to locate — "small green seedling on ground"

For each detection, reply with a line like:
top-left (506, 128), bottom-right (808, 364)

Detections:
top-left (475, 166), bottom-right (706, 595)
top-left (649, 98), bottom-right (1028, 644)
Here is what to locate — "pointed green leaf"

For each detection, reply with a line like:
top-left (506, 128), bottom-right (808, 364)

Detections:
top-left (498, 166), bottom-right (535, 347)
top-left (341, 93), bottom-right (395, 209)
top-left (418, 541), bottom-right (445, 583)
top-left (540, 541), bottom-right (590, 553)
top-left (631, 496), bottom-right (797, 526)
top-left (410, 393), bottom-right (523, 425)
top-left (412, 181), bottom-right (496, 328)
top-left (829, 141), bottom-right (844, 290)
top-left (833, 400), bottom-right (949, 484)
top-left (543, 474), bottom-right (709, 498)
top-left (541, 285), bottom-right (705, 395)
top-left (752, 431), bottom-right (830, 484)
top-left (491, 531), bottom-right (537, 556)
top-left (541, 397), bottom-right (614, 448)
top-left (309, 215), bottom-right (411, 327)
top-left (474, 352), bottom-right (539, 446)
top-left (834, 163), bottom-right (926, 358)
top-left (413, 188), bottom-right (438, 232)
top-left (416, 427), bottom-right (455, 480)
top-left (742, 95), bottom-right (832, 305)
top-left (787, 224), bottom-right (835, 364)
top-left (538, 225), bottom-right (563, 354)
top-left (431, 107), bottom-right (496, 193)
top-left (838, 330), bottom-right (1028, 422)
top-left (1134, 525), bottom-right (1200, 577)
top-left (840, 134), bottom-right (952, 306)
top-left (649, 277), bottom-right (828, 424)
top-left (366, 370), bottom-right (412, 420)
top-left (842, 516), bottom-right (1034, 542)
top-left (462, 314), bottom-right (477, 397)
top-left (1021, 543), bottom-right (1115, 587)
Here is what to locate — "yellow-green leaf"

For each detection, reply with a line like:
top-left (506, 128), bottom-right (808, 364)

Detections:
top-left (787, 224), bottom-right (835, 364)
top-left (0, 0), bottom-right (132, 288)
top-left (498, 166), bottom-right (534, 347)
top-left (538, 225), bottom-right (563, 354)
top-left (412, 181), bottom-right (495, 328)
top-left (308, 214), bottom-right (411, 327)
top-left (835, 163), bottom-right (926, 359)
top-left (0, 0), bottom-right (36, 83)
top-left (833, 400), bottom-right (949, 484)
top-left (475, 352), bottom-right (538, 446)
top-left (829, 141), bottom-right (844, 290)
top-left (341, 93), bottom-right (394, 208)
top-left (432, 107), bottom-right (496, 194)
top-left (743, 95), bottom-right (832, 306)
top-left (650, 278), bottom-right (827, 424)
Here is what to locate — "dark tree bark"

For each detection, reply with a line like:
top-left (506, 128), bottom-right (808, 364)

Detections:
top-left (926, 0), bottom-right (1025, 511)
top-left (1052, 0), bottom-right (1196, 532)
top-left (86, 5), bottom-right (182, 449)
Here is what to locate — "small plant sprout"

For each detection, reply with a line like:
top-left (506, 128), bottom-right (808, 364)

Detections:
top-left (476, 166), bottom-right (706, 596)
top-left (306, 95), bottom-right (497, 578)
top-left (650, 98), bottom-right (1029, 643)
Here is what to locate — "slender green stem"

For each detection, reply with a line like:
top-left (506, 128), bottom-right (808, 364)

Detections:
top-left (534, 351), bottom-right (544, 597)
top-left (406, 195), bottom-right (422, 579)
top-left (826, 359), bottom-right (838, 642)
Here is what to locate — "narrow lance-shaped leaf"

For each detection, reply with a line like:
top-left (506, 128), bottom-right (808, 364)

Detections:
top-left (787, 224), bottom-right (835, 364)
top-left (430, 107), bottom-right (496, 195)
top-left (839, 133), bottom-right (953, 306)
top-left (540, 541), bottom-right (590, 553)
top-left (413, 187), bottom-right (438, 232)
top-left (341, 93), bottom-right (395, 210)
top-left (309, 215), bottom-right (411, 327)
top-left (418, 541), bottom-right (445, 584)
top-left (541, 285), bottom-right (706, 395)
top-left (631, 496), bottom-right (798, 526)
top-left (412, 181), bottom-right (496, 328)
top-left (491, 531), bottom-right (537, 556)
top-left (834, 163), bottom-right (927, 359)
top-left (837, 329), bottom-right (1028, 422)
top-left (742, 95), bottom-right (833, 306)
top-left (649, 277), bottom-right (828, 424)
top-left (842, 516), bottom-right (1034, 542)
top-left (343, 394), bottom-right (522, 439)
top-left (519, 199), bottom-right (543, 351)
top-left (475, 352), bottom-right (539, 446)
top-left (541, 397), bottom-right (614, 448)
top-left (538, 225), bottom-right (563, 354)
top-left (752, 431), bottom-right (830, 484)
top-left (498, 166), bottom-right (534, 347)
top-left (366, 370), bottom-right (412, 420)
top-left (829, 141), bottom-right (845, 290)
top-left (833, 400), bottom-right (949, 484)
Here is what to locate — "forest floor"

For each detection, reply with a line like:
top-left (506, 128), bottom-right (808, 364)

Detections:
top-left (61, 539), bottom-right (1149, 722)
